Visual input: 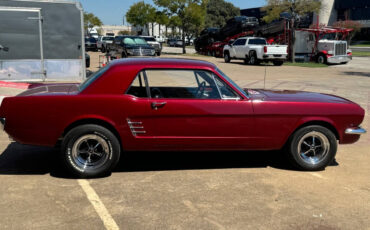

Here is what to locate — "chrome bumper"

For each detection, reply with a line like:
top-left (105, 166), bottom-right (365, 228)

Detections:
top-left (345, 126), bottom-right (366, 135)
top-left (327, 55), bottom-right (352, 64)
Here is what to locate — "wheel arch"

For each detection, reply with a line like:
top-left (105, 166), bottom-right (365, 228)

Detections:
top-left (288, 119), bottom-right (340, 143)
top-left (58, 118), bottom-right (123, 149)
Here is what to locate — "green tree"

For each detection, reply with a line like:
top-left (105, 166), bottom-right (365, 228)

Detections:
top-left (154, 0), bottom-right (207, 53)
top-left (263, 0), bottom-right (321, 62)
top-left (84, 12), bottom-right (102, 35)
top-left (126, 1), bottom-right (156, 35)
top-left (333, 20), bottom-right (363, 42)
top-left (156, 11), bottom-right (170, 37)
top-left (205, 0), bottom-right (240, 28)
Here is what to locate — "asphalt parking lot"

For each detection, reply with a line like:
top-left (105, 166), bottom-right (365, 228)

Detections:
top-left (0, 52), bottom-right (369, 229)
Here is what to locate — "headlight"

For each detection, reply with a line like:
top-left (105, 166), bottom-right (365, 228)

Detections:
top-left (151, 49), bottom-right (155, 55)
top-left (126, 49), bottom-right (134, 55)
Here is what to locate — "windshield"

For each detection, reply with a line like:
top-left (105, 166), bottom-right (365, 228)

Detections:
top-left (103, 37), bottom-right (114, 41)
top-left (216, 68), bottom-right (249, 98)
top-left (143, 37), bottom-right (156, 42)
top-left (123, 37), bottom-right (147, 45)
top-left (79, 65), bottom-right (109, 92)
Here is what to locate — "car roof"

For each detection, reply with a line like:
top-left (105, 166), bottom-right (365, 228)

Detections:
top-left (110, 58), bottom-right (216, 69)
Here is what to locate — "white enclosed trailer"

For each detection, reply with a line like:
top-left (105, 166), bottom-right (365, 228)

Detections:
top-left (0, 0), bottom-right (85, 81)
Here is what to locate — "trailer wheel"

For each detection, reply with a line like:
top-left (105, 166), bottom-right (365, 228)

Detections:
top-left (224, 52), bottom-right (231, 63)
top-left (317, 54), bottom-right (327, 64)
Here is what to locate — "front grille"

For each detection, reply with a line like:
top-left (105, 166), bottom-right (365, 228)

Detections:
top-left (131, 48), bottom-right (153, 56)
top-left (335, 43), bottom-right (346, 56)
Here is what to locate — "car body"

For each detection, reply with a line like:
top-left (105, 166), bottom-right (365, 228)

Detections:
top-left (0, 58), bottom-right (365, 177)
top-left (168, 39), bottom-right (184, 47)
top-left (85, 37), bottom-right (98, 51)
top-left (195, 28), bottom-right (221, 51)
top-left (97, 36), bottom-right (114, 53)
top-left (224, 37), bottom-right (288, 65)
top-left (255, 19), bottom-right (286, 37)
top-left (108, 36), bottom-right (156, 58)
top-left (220, 16), bottom-right (259, 39)
top-left (141, 36), bottom-right (162, 56)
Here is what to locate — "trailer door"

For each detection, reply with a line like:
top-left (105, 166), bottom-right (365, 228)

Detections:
top-left (0, 7), bottom-right (45, 80)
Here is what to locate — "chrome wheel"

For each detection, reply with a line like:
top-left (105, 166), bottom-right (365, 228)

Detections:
top-left (71, 134), bottom-right (110, 170)
top-left (297, 131), bottom-right (330, 165)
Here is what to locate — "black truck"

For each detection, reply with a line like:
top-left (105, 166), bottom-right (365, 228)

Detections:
top-left (107, 36), bottom-right (156, 58)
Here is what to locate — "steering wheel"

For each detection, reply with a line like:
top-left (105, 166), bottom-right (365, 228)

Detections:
top-left (151, 88), bottom-right (164, 98)
top-left (196, 81), bottom-right (206, 98)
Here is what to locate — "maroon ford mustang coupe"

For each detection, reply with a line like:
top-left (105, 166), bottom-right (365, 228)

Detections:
top-left (0, 58), bottom-right (366, 177)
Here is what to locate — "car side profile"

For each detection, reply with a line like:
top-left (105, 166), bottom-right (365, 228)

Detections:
top-left (0, 58), bottom-right (366, 177)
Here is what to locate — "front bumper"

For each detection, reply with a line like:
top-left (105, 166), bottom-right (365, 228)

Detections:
top-left (345, 126), bottom-right (366, 135)
top-left (327, 55), bottom-right (352, 64)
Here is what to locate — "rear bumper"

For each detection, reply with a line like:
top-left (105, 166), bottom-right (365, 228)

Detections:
top-left (345, 126), bottom-right (366, 135)
top-left (262, 54), bottom-right (287, 61)
top-left (327, 55), bottom-right (352, 64)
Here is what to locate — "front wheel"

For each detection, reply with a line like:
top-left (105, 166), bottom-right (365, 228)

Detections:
top-left (286, 125), bottom-right (337, 171)
top-left (61, 124), bottom-right (121, 178)
top-left (317, 54), bottom-right (327, 64)
top-left (224, 52), bottom-right (231, 63)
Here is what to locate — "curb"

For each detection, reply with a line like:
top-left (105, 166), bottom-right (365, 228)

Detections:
top-left (0, 81), bottom-right (31, 90)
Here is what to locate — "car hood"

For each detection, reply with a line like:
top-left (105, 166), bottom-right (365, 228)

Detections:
top-left (17, 83), bottom-right (80, 96)
top-left (246, 89), bottom-right (353, 104)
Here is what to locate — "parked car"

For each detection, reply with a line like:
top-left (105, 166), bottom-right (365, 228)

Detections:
top-left (0, 58), bottom-right (366, 177)
top-left (255, 19), bottom-right (286, 37)
top-left (223, 37), bottom-right (288, 65)
top-left (220, 16), bottom-right (259, 39)
top-left (85, 37), bottom-right (98, 51)
top-left (107, 36), bottom-right (156, 58)
top-left (195, 28), bottom-right (220, 49)
top-left (168, 39), bottom-right (184, 47)
top-left (141, 36), bottom-right (162, 56)
top-left (97, 36), bottom-right (114, 53)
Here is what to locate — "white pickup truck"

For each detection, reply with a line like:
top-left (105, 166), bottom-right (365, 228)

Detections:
top-left (223, 37), bottom-right (288, 66)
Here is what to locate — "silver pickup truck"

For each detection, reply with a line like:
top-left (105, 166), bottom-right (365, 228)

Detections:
top-left (223, 37), bottom-right (288, 66)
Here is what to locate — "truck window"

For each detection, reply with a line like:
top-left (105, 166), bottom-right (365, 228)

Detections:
top-left (248, 39), bottom-right (267, 45)
top-left (233, 39), bottom-right (246, 46)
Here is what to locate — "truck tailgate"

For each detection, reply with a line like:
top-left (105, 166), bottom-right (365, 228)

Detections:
top-left (266, 45), bottom-right (288, 55)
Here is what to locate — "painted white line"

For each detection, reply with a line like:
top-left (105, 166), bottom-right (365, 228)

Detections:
top-left (78, 179), bottom-right (119, 230)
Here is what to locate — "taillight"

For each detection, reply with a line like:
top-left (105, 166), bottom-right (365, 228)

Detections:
top-left (264, 46), bottom-right (267, 53)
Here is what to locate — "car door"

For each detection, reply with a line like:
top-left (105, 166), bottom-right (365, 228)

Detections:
top-left (233, 38), bottom-right (247, 59)
top-left (140, 68), bottom-right (254, 150)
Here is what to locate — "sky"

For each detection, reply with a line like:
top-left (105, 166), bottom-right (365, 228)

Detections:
top-left (79, 0), bottom-right (266, 25)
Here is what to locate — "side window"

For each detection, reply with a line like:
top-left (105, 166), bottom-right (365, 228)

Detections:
top-left (145, 69), bottom-right (220, 99)
top-left (214, 76), bottom-right (240, 99)
top-left (233, 39), bottom-right (246, 46)
top-left (126, 72), bottom-right (147, 98)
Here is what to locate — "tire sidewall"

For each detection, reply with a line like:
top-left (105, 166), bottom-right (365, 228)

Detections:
top-left (224, 52), bottom-right (230, 63)
top-left (61, 125), bottom-right (120, 177)
top-left (288, 125), bottom-right (337, 171)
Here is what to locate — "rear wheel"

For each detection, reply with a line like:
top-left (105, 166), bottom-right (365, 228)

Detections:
top-left (61, 124), bottom-right (121, 178)
top-left (249, 51), bottom-right (260, 65)
top-left (286, 125), bottom-right (337, 171)
top-left (273, 60), bottom-right (284, 66)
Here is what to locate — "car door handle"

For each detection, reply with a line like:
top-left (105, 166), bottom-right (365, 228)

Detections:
top-left (151, 102), bottom-right (166, 110)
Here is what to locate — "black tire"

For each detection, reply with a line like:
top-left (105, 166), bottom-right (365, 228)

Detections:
top-left (286, 125), bottom-right (337, 171)
top-left (249, 51), bottom-right (260, 65)
top-left (244, 55), bottom-right (250, 64)
top-left (121, 52), bottom-right (127, 58)
top-left (317, 54), bottom-right (327, 64)
top-left (61, 124), bottom-right (121, 178)
top-left (156, 51), bottom-right (161, 56)
top-left (101, 46), bottom-right (106, 53)
top-left (224, 52), bottom-right (231, 63)
top-left (273, 60), bottom-right (284, 66)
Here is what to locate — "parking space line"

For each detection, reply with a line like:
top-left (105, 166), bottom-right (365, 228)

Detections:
top-left (78, 179), bottom-right (119, 230)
